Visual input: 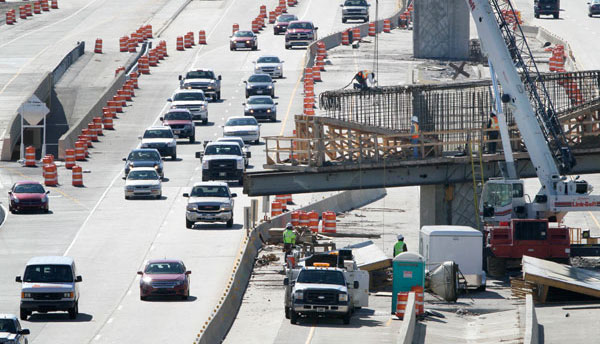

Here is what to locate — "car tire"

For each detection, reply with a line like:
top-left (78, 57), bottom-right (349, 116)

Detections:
top-left (342, 312), bottom-right (351, 325)
top-left (285, 44), bottom-right (290, 50)
top-left (155, 194), bottom-right (162, 200)
top-left (252, 45), bottom-right (257, 51)
top-left (290, 310), bottom-right (298, 324)
top-left (285, 307), bottom-right (291, 319)
top-left (189, 135), bottom-right (195, 144)
top-left (230, 46), bottom-right (234, 51)
top-left (270, 116), bottom-right (276, 122)
top-left (226, 218), bottom-right (234, 228)
top-left (271, 91), bottom-right (275, 98)
top-left (589, 13), bottom-right (592, 17)
top-left (342, 18), bottom-right (347, 23)
top-left (125, 196), bottom-right (130, 200)
top-left (68, 301), bottom-right (78, 320)
top-left (140, 295), bottom-right (147, 301)
top-left (254, 139), bottom-right (260, 145)
top-left (9, 206), bottom-right (15, 214)
top-left (20, 308), bottom-right (29, 320)
top-left (217, 91), bottom-right (221, 100)
top-left (186, 219), bottom-right (194, 229)
top-left (245, 91), bottom-right (249, 98)
top-left (171, 153), bottom-right (177, 160)
top-left (553, 13), bottom-right (559, 19)
top-left (202, 119), bottom-right (208, 125)
top-left (534, 12), bottom-right (539, 18)
top-left (365, 16), bottom-right (369, 22)
top-left (44, 207), bottom-right (49, 213)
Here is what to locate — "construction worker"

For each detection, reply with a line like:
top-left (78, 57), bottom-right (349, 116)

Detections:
top-left (352, 70), bottom-right (375, 90)
top-left (487, 111), bottom-right (499, 154)
top-left (283, 222), bottom-right (297, 259)
top-left (393, 234), bottom-right (408, 257)
top-left (410, 116), bottom-right (419, 158)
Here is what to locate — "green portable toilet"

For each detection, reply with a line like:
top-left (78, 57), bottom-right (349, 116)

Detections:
top-left (392, 252), bottom-right (425, 313)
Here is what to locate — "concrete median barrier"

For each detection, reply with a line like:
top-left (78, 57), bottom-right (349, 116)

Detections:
top-left (196, 188), bottom-right (386, 344)
top-left (524, 294), bottom-right (539, 344)
top-left (397, 292), bottom-right (416, 344)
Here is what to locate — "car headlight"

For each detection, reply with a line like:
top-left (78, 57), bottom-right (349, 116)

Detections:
top-left (63, 292), bottom-right (74, 298)
top-left (125, 186), bottom-right (135, 191)
top-left (174, 280), bottom-right (184, 286)
top-left (267, 109), bottom-right (271, 113)
top-left (168, 141), bottom-right (176, 147)
top-left (250, 109), bottom-right (254, 113)
top-left (187, 203), bottom-right (198, 211)
top-left (294, 291), bottom-right (303, 300)
top-left (21, 292), bottom-right (31, 298)
top-left (140, 143), bottom-right (149, 148)
top-left (268, 85), bottom-right (273, 89)
top-left (207, 86), bottom-right (213, 89)
top-left (200, 104), bottom-right (206, 109)
top-left (246, 40), bottom-right (250, 43)
top-left (236, 159), bottom-right (244, 169)
top-left (220, 203), bottom-right (232, 211)
top-left (154, 164), bottom-right (159, 169)
top-left (277, 66), bottom-right (281, 70)
top-left (338, 293), bottom-right (349, 302)
top-left (170, 105), bottom-right (178, 109)
top-left (202, 160), bottom-right (209, 169)
top-left (142, 276), bottom-right (153, 284)
top-left (42, 195), bottom-right (48, 202)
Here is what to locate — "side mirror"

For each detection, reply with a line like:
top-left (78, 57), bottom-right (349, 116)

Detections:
top-left (219, 125), bottom-right (224, 128)
top-left (8, 191), bottom-right (12, 195)
top-left (354, 281), bottom-right (359, 288)
top-left (218, 75), bottom-right (222, 80)
top-left (195, 152), bottom-right (203, 159)
top-left (243, 80), bottom-right (247, 83)
top-left (122, 158), bottom-right (127, 161)
top-left (76, 275), bottom-right (83, 282)
top-left (283, 277), bottom-right (289, 285)
top-left (159, 117), bottom-right (164, 121)
top-left (272, 80), bottom-right (277, 83)
top-left (15, 276), bottom-right (22, 283)
top-left (275, 102), bottom-right (279, 105)
top-left (185, 271), bottom-right (192, 275)
top-left (167, 98), bottom-right (172, 102)
top-left (252, 61), bottom-right (256, 64)
top-left (281, 60), bottom-right (285, 63)
top-left (137, 271), bottom-right (143, 275)
top-left (46, 190), bottom-right (50, 194)
top-left (231, 193), bottom-right (238, 197)
top-left (340, 3), bottom-right (344, 6)
top-left (315, 27), bottom-right (319, 30)
top-left (178, 75), bottom-right (182, 80)
top-left (19, 329), bottom-right (30, 335)
top-left (137, 136), bottom-right (142, 140)
top-left (242, 103), bottom-right (246, 105)
top-left (183, 193), bottom-right (190, 198)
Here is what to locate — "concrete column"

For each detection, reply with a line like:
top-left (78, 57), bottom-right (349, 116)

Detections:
top-left (413, 0), bottom-right (470, 60)
top-left (419, 184), bottom-right (450, 226)
top-left (420, 182), bottom-right (480, 229)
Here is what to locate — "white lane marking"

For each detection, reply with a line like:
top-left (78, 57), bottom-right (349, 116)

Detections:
top-left (127, 290), bottom-right (132, 296)
top-left (299, 0), bottom-right (314, 20)
top-left (117, 305), bottom-right (123, 311)
top-left (107, 318), bottom-right (113, 324)
top-left (94, 335), bottom-right (101, 341)
top-left (192, 0), bottom-right (239, 66)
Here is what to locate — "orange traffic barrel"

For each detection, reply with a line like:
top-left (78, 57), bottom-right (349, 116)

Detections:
top-left (274, 6), bottom-right (282, 16)
top-left (123, 83), bottom-right (135, 97)
top-left (232, 23), bottom-right (239, 34)
top-left (34, 1), bottom-right (41, 14)
top-left (303, 103), bottom-right (315, 116)
top-left (271, 201), bottom-right (282, 217)
top-left (103, 117), bottom-right (114, 130)
top-left (268, 11), bottom-right (276, 24)
top-left (275, 195), bottom-right (287, 211)
top-left (117, 88), bottom-right (131, 102)
top-left (65, 149), bottom-right (76, 169)
top-left (291, 210), bottom-right (300, 226)
top-left (5, 10), bottom-right (15, 25)
top-left (352, 27), bottom-right (361, 42)
top-left (411, 286), bottom-right (425, 316)
top-left (252, 19), bottom-right (259, 33)
top-left (138, 57), bottom-right (150, 75)
top-left (93, 117), bottom-right (103, 135)
top-left (322, 211), bottom-right (336, 233)
top-left (383, 19), bottom-right (391, 32)
top-left (19, 6), bottom-right (26, 19)
top-left (72, 165), bottom-right (83, 187)
top-left (25, 3), bottom-right (32, 16)
top-left (43, 163), bottom-right (58, 186)
top-left (317, 41), bottom-right (326, 57)
top-left (368, 22), bottom-right (376, 36)
top-left (299, 211), bottom-right (309, 227)
top-left (75, 141), bottom-right (86, 161)
top-left (145, 24), bottom-right (153, 39)
top-left (177, 36), bottom-right (184, 51)
top-left (312, 67), bottom-right (322, 82)
top-left (304, 67), bottom-right (313, 81)
top-left (42, 0), bottom-right (49, 11)
top-left (148, 49), bottom-right (158, 67)
top-left (120, 36), bottom-right (129, 52)
top-left (198, 30), bottom-right (206, 44)
top-left (129, 72), bottom-right (139, 88)
top-left (316, 56), bottom-right (325, 71)
top-left (283, 194), bottom-right (293, 204)
top-left (189, 31), bottom-right (196, 45)
top-left (342, 30), bottom-right (350, 45)
top-left (25, 146), bottom-right (36, 166)
top-left (128, 38), bottom-right (137, 53)
top-left (308, 211), bottom-right (319, 233)
top-left (94, 39), bottom-right (102, 54)
top-left (260, 5), bottom-right (267, 18)
top-left (395, 292), bottom-right (409, 319)
top-left (51, 0), bottom-right (58, 9)
top-left (184, 33), bottom-right (192, 48)
top-left (287, 0), bottom-right (295, 6)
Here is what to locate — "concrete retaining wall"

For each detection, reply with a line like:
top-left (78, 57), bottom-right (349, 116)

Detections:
top-left (196, 187), bottom-right (387, 343)
top-left (397, 292), bottom-right (416, 344)
top-left (524, 294), bottom-right (539, 344)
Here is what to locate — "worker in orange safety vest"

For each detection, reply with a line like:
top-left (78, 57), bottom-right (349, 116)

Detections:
top-left (410, 116), bottom-right (419, 158)
top-left (487, 111), bottom-right (499, 154)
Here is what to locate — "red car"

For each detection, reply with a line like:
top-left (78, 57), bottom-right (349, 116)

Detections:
top-left (160, 109), bottom-right (196, 143)
top-left (230, 30), bottom-right (257, 51)
top-left (138, 259), bottom-right (191, 300)
top-left (8, 181), bottom-right (49, 214)
top-left (273, 14), bottom-right (298, 35)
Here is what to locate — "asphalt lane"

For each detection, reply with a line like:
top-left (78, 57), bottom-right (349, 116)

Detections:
top-left (0, 0), bottom-right (398, 343)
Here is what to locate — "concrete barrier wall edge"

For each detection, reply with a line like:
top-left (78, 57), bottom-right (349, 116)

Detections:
top-left (197, 187), bottom-right (387, 343)
top-left (397, 292), bottom-right (416, 344)
top-left (524, 294), bottom-right (539, 344)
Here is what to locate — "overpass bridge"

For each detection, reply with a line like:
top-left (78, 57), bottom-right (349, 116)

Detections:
top-left (244, 70), bottom-right (600, 227)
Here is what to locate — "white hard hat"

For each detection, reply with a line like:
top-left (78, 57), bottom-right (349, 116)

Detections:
top-left (397, 234), bottom-right (404, 241)
top-left (286, 222), bottom-right (293, 229)
top-left (411, 116), bottom-right (418, 123)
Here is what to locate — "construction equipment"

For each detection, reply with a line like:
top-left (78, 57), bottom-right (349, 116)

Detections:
top-left (466, 0), bottom-right (600, 275)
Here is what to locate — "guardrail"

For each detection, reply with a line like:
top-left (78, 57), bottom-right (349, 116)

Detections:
top-left (52, 41), bottom-right (85, 83)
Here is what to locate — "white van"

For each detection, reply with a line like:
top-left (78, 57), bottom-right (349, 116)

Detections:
top-left (16, 256), bottom-right (82, 320)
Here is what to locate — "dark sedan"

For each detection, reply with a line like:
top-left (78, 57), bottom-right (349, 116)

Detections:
top-left (589, 0), bottom-right (600, 16)
top-left (123, 148), bottom-right (164, 178)
top-left (244, 74), bottom-right (275, 98)
top-left (138, 260), bottom-right (191, 300)
top-left (274, 14), bottom-right (298, 35)
top-left (230, 30), bottom-right (257, 51)
top-left (8, 181), bottom-right (49, 214)
top-left (244, 96), bottom-right (277, 122)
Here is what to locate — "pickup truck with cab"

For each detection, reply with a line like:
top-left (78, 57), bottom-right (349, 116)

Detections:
top-left (341, 0), bottom-right (370, 23)
top-left (285, 21), bottom-right (318, 49)
top-left (196, 142), bottom-right (245, 185)
top-left (179, 68), bottom-right (222, 101)
top-left (183, 182), bottom-right (236, 228)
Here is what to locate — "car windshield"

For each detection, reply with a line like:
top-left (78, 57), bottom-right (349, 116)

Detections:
top-left (128, 151), bottom-right (160, 161)
top-left (190, 186), bottom-right (230, 197)
top-left (248, 97), bottom-right (274, 105)
top-left (248, 74), bottom-right (272, 83)
top-left (345, 0), bottom-right (367, 5)
top-left (257, 56), bottom-right (280, 63)
top-left (185, 70), bottom-right (214, 79)
top-left (173, 92), bottom-right (205, 101)
top-left (234, 31), bottom-right (253, 37)
top-left (0, 319), bottom-right (16, 334)
top-left (277, 15), bottom-right (297, 22)
top-left (143, 129), bottom-right (173, 139)
top-left (204, 145), bottom-right (242, 156)
top-left (13, 183), bottom-right (44, 194)
top-left (226, 118), bottom-right (258, 126)
top-left (288, 22), bottom-right (313, 30)
top-left (23, 264), bottom-right (73, 283)
top-left (297, 270), bottom-right (345, 286)
top-left (218, 139), bottom-right (243, 147)
top-left (593, 0), bottom-right (600, 4)
top-left (164, 112), bottom-right (192, 121)
top-left (144, 262), bottom-right (185, 274)
top-left (127, 170), bottom-right (159, 180)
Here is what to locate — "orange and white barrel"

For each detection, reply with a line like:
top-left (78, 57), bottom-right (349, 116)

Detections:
top-left (5, 10), bottom-right (15, 25)
top-left (65, 149), bottom-right (76, 169)
top-left (25, 3), bottom-right (32, 16)
top-left (283, 194), bottom-right (293, 205)
top-left (395, 292), bottom-right (409, 319)
top-left (103, 117), bottom-right (114, 130)
top-left (72, 165), bottom-right (83, 187)
top-left (94, 39), bottom-right (102, 53)
top-left (322, 211), bottom-right (336, 233)
top-left (304, 67), bottom-right (313, 81)
top-left (51, 0), bottom-right (58, 9)
top-left (317, 41), bottom-right (327, 57)
top-left (342, 30), bottom-right (350, 45)
top-left (177, 36), bottom-right (185, 51)
top-left (299, 211), bottom-right (309, 227)
top-left (25, 146), bottom-right (36, 166)
top-left (259, 5), bottom-right (267, 18)
top-left (269, 11), bottom-right (276, 24)
top-left (75, 141), bottom-right (86, 161)
top-left (34, 1), bottom-right (41, 14)
top-left (411, 286), bottom-right (424, 316)
top-left (232, 23), bottom-right (239, 34)
top-left (184, 33), bottom-right (192, 48)
top-left (43, 163), bottom-right (58, 186)
top-left (120, 36), bottom-right (129, 52)
top-left (275, 195), bottom-right (287, 210)
top-left (271, 201), bottom-right (282, 216)
top-left (42, 0), bottom-right (49, 11)
top-left (287, 0), bottom-right (295, 6)
top-left (368, 22), bottom-right (376, 36)
top-left (312, 67), bottom-right (322, 82)
top-left (383, 19), bottom-right (391, 32)
top-left (138, 57), bottom-right (150, 75)
top-left (148, 49), bottom-right (158, 67)
top-left (352, 27), bottom-right (361, 42)
top-left (308, 211), bottom-right (319, 233)
top-left (129, 72), bottom-right (139, 88)
top-left (198, 30), bottom-right (207, 44)
top-left (93, 117), bottom-right (103, 135)
top-left (252, 19), bottom-right (260, 33)
top-left (19, 6), bottom-right (26, 19)
top-left (291, 210), bottom-right (300, 226)
top-left (128, 37), bottom-right (137, 53)
top-left (145, 24), bottom-right (153, 39)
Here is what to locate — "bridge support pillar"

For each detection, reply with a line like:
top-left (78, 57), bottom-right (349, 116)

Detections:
top-left (413, 0), bottom-right (470, 60)
top-left (420, 182), bottom-right (480, 229)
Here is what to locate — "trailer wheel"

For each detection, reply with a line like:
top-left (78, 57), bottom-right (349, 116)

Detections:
top-left (486, 256), bottom-right (506, 277)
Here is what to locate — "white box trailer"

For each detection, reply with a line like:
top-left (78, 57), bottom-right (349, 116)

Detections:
top-left (419, 225), bottom-right (485, 289)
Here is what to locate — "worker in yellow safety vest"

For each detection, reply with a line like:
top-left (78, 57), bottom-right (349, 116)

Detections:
top-left (393, 234), bottom-right (408, 257)
top-left (283, 223), bottom-right (297, 259)
top-left (487, 111), bottom-right (500, 154)
top-left (410, 116), bottom-right (419, 158)
top-left (353, 70), bottom-right (375, 90)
